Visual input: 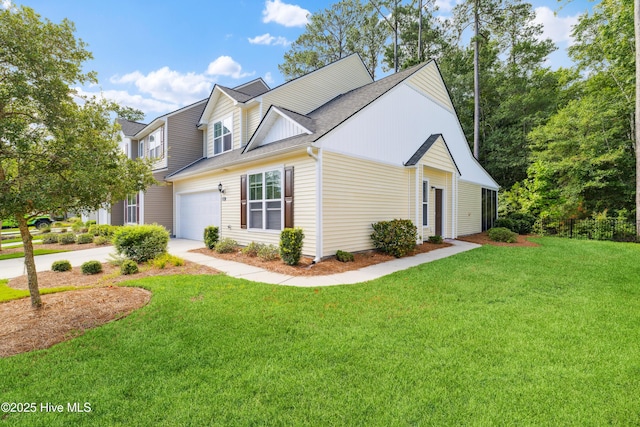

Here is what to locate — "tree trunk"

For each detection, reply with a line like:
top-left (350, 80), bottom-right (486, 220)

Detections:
top-left (636, 0), bottom-right (640, 235)
top-left (473, 0), bottom-right (481, 160)
top-left (18, 216), bottom-right (42, 308)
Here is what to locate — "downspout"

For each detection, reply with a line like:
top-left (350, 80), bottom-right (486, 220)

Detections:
top-left (415, 164), bottom-right (420, 244)
top-left (307, 146), bottom-right (322, 263)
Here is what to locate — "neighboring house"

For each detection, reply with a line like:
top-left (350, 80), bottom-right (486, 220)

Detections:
top-left (166, 54), bottom-right (499, 260)
top-left (105, 99), bottom-right (209, 232)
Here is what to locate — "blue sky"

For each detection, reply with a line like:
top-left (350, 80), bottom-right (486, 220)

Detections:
top-left (4, 0), bottom-right (594, 122)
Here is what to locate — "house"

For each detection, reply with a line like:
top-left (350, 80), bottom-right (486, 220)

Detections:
top-left (104, 99), bottom-right (209, 231)
top-left (165, 54), bottom-right (499, 260)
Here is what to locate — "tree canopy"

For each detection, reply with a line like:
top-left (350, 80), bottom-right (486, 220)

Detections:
top-left (0, 6), bottom-right (155, 308)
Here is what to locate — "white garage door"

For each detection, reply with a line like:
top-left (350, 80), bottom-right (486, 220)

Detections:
top-left (178, 191), bottom-right (220, 241)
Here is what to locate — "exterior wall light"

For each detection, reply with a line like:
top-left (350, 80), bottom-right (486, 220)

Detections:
top-left (218, 182), bottom-right (225, 194)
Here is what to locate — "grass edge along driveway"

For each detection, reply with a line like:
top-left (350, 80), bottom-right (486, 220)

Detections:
top-left (1, 237), bottom-right (639, 426)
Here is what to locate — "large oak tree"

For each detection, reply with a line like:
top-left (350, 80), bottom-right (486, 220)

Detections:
top-left (0, 6), bottom-right (155, 308)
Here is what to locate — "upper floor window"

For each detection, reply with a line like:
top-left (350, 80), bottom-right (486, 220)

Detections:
top-left (149, 129), bottom-right (164, 160)
top-left (138, 140), bottom-right (144, 158)
top-left (213, 116), bottom-right (232, 155)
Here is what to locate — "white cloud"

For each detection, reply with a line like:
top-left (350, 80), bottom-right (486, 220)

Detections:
top-left (434, 0), bottom-right (457, 13)
top-left (264, 72), bottom-right (275, 86)
top-left (262, 0), bottom-right (310, 27)
top-left (1, 0), bottom-right (13, 10)
top-left (110, 67), bottom-right (212, 105)
top-left (534, 6), bottom-right (580, 46)
top-left (206, 56), bottom-right (254, 79)
top-left (74, 88), bottom-right (180, 116)
top-left (248, 33), bottom-right (291, 46)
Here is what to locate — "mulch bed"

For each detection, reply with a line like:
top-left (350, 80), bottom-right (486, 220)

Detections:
top-left (0, 241), bottom-right (111, 255)
top-left (191, 241), bottom-right (453, 276)
top-left (457, 232), bottom-right (540, 247)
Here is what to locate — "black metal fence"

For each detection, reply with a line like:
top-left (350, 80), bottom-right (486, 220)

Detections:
top-left (535, 218), bottom-right (639, 243)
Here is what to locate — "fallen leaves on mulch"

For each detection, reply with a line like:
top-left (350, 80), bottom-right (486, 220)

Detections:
top-left (191, 241), bottom-right (453, 276)
top-left (457, 232), bottom-right (539, 247)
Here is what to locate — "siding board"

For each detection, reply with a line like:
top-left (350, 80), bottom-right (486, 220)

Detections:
top-left (457, 181), bottom-right (482, 235)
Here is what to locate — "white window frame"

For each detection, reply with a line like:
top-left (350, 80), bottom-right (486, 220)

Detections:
top-left (213, 115), bottom-right (233, 156)
top-left (125, 193), bottom-right (138, 224)
top-left (247, 168), bottom-right (284, 232)
top-left (422, 180), bottom-right (429, 227)
top-left (138, 139), bottom-right (144, 158)
top-left (149, 129), bottom-right (164, 160)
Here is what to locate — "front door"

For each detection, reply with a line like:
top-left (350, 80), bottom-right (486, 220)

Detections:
top-left (435, 188), bottom-right (443, 237)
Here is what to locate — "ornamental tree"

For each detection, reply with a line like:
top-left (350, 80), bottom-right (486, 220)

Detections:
top-left (0, 6), bottom-right (155, 308)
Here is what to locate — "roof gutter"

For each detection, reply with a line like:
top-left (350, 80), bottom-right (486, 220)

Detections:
top-left (307, 146), bottom-right (322, 263)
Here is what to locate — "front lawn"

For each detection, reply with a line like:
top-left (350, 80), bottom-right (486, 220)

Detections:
top-left (0, 249), bottom-right (68, 261)
top-left (1, 238), bottom-right (639, 425)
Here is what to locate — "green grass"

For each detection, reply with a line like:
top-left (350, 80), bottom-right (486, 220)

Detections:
top-left (0, 249), bottom-right (68, 261)
top-left (0, 280), bottom-right (78, 303)
top-left (1, 238), bottom-right (640, 425)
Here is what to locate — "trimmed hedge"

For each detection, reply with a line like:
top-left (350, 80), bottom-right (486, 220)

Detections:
top-left (51, 260), bottom-right (72, 272)
top-left (428, 235), bottom-right (444, 244)
top-left (113, 224), bottom-right (169, 263)
top-left (280, 228), bottom-right (304, 266)
top-left (488, 227), bottom-right (518, 243)
top-left (204, 226), bottom-right (219, 250)
top-left (42, 234), bottom-right (60, 244)
top-left (120, 259), bottom-right (139, 275)
top-left (57, 232), bottom-right (76, 245)
top-left (336, 250), bottom-right (354, 263)
top-left (371, 219), bottom-right (417, 258)
top-left (76, 233), bottom-right (94, 244)
top-left (81, 260), bottom-right (103, 275)
top-left (215, 238), bottom-right (237, 254)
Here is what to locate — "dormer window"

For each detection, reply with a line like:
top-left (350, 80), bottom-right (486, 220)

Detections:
top-left (213, 116), bottom-right (232, 155)
top-left (149, 129), bottom-right (164, 159)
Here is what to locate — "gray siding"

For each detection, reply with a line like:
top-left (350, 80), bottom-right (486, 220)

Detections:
top-left (167, 101), bottom-right (207, 175)
top-left (111, 200), bottom-right (125, 226)
top-left (144, 171), bottom-right (174, 233)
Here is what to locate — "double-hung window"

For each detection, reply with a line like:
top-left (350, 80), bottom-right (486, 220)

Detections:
top-left (248, 169), bottom-right (282, 230)
top-left (149, 129), bottom-right (163, 160)
top-left (126, 193), bottom-right (138, 224)
top-left (213, 116), bottom-right (232, 155)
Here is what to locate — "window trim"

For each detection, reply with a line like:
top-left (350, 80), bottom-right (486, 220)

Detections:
top-left (422, 179), bottom-right (429, 227)
top-left (212, 114), bottom-right (233, 156)
top-left (247, 167), bottom-right (284, 232)
top-left (148, 128), bottom-right (164, 160)
top-left (125, 193), bottom-right (138, 224)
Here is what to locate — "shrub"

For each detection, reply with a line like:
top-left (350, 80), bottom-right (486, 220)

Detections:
top-left (71, 219), bottom-right (84, 232)
top-left (151, 253), bottom-right (185, 269)
top-left (39, 224), bottom-right (52, 234)
top-left (215, 238), bottom-right (238, 254)
top-left (42, 233), bottom-right (60, 244)
top-left (242, 241), bottom-right (264, 257)
top-left (370, 219), bottom-right (417, 258)
top-left (428, 235), bottom-right (444, 244)
top-left (204, 226), bottom-right (219, 250)
top-left (280, 228), bottom-right (305, 266)
top-left (86, 220), bottom-right (96, 226)
top-left (76, 233), bottom-right (94, 244)
top-left (81, 260), bottom-right (103, 275)
top-left (94, 236), bottom-right (110, 246)
top-left (488, 227), bottom-right (518, 243)
top-left (257, 244), bottom-right (280, 261)
top-left (90, 224), bottom-right (117, 238)
top-left (496, 213), bottom-right (536, 235)
top-left (57, 232), bottom-right (76, 245)
top-left (113, 224), bottom-right (170, 263)
top-left (120, 259), bottom-right (139, 275)
top-left (51, 260), bottom-right (72, 272)
top-left (88, 224), bottom-right (99, 236)
top-left (336, 250), bottom-right (354, 262)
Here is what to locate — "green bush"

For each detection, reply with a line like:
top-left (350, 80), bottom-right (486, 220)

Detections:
top-left (113, 224), bottom-right (170, 263)
top-left (428, 235), bottom-right (444, 244)
top-left (280, 228), bottom-right (305, 266)
top-left (42, 233), bottom-right (60, 244)
top-left (371, 219), bottom-right (417, 258)
top-left (488, 227), bottom-right (518, 243)
top-left (39, 224), bottom-right (52, 234)
top-left (76, 233), bottom-right (94, 244)
top-left (257, 244), bottom-right (280, 261)
top-left (57, 232), bottom-right (76, 245)
top-left (496, 213), bottom-right (536, 235)
top-left (88, 224), bottom-right (99, 236)
top-left (91, 224), bottom-right (117, 238)
top-left (204, 226), bottom-right (219, 250)
top-left (242, 241), bottom-right (264, 257)
top-left (81, 260), bottom-right (103, 275)
top-left (120, 259), bottom-right (139, 275)
top-left (86, 220), bottom-right (96, 226)
top-left (51, 260), bottom-right (72, 272)
top-left (215, 238), bottom-right (238, 254)
top-left (94, 236), bottom-right (110, 246)
top-left (336, 250), bottom-right (354, 262)
top-left (71, 219), bottom-right (84, 232)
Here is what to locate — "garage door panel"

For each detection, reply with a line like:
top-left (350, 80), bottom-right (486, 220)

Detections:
top-left (178, 191), bottom-right (220, 241)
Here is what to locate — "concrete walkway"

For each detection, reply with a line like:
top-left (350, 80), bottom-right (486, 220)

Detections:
top-left (0, 239), bottom-right (481, 286)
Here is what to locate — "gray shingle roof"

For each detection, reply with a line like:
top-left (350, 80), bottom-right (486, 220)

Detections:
top-left (168, 62), bottom-right (428, 180)
top-left (117, 118), bottom-right (147, 137)
top-left (405, 134), bottom-right (461, 174)
top-left (218, 86), bottom-right (255, 103)
top-left (233, 78), bottom-right (270, 97)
